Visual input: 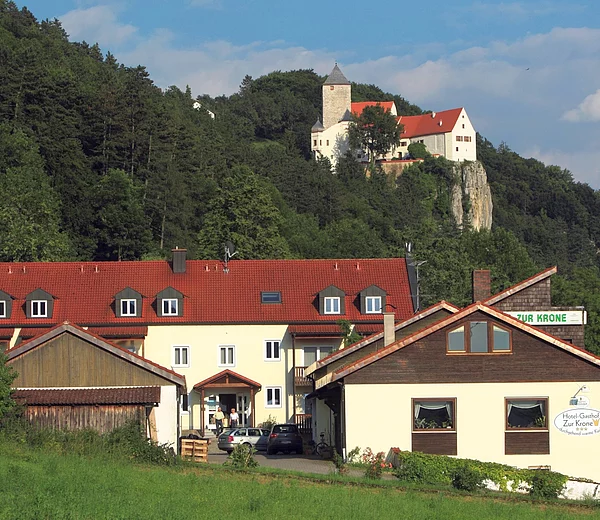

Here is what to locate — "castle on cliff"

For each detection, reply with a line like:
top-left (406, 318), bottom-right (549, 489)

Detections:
top-left (311, 64), bottom-right (477, 166)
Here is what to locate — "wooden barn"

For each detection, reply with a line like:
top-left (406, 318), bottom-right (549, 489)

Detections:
top-left (6, 322), bottom-right (186, 450)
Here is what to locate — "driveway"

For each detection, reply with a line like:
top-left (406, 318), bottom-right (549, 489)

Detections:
top-left (207, 440), bottom-right (335, 475)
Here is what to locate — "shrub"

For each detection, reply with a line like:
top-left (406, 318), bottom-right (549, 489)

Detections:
top-left (259, 415), bottom-right (277, 432)
top-left (224, 443), bottom-right (258, 469)
top-left (529, 470), bottom-right (567, 499)
top-left (452, 464), bottom-right (484, 491)
top-left (332, 451), bottom-right (348, 475)
top-left (346, 446), bottom-right (361, 464)
top-left (361, 448), bottom-right (391, 480)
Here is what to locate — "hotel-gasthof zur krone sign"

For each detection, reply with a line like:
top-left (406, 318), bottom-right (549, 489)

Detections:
top-left (507, 310), bottom-right (587, 325)
top-left (554, 408), bottom-right (600, 436)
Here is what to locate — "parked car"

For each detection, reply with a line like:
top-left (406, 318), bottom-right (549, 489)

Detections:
top-left (217, 427), bottom-right (270, 454)
top-left (266, 424), bottom-right (303, 455)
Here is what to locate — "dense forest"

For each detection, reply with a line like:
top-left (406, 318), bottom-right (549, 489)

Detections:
top-left (0, 1), bottom-right (599, 352)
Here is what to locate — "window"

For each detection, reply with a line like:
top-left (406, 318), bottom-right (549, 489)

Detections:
top-left (447, 321), bottom-right (511, 354)
top-left (313, 139), bottom-right (317, 146)
top-left (456, 136), bottom-right (463, 142)
top-left (464, 136), bottom-right (472, 142)
top-left (330, 86), bottom-right (334, 90)
top-left (365, 296), bottom-right (382, 314)
top-left (31, 300), bottom-right (47, 318)
top-left (173, 346), bottom-right (190, 367)
top-left (121, 299), bottom-right (136, 316)
top-left (265, 340), bottom-right (281, 361)
top-left (181, 393), bottom-right (189, 413)
top-left (266, 387), bottom-right (282, 408)
top-left (413, 399), bottom-right (455, 431)
top-left (456, 147), bottom-right (459, 152)
top-left (506, 399), bottom-right (547, 429)
top-left (319, 140), bottom-right (322, 146)
top-left (0, 301), bottom-right (5, 318)
top-left (324, 297), bottom-right (340, 314)
top-left (304, 346), bottom-right (333, 366)
top-left (261, 291), bottom-right (281, 304)
top-left (326, 140), bottom-right (329, 146)
top-left (219, 345), bottom-right (235, 366)
top-left (162, 299), bottom-right (178, 316)
top-left (462, 123), bottom-right (465, 128)
top-left (400, 141), bottom-right (408, 146)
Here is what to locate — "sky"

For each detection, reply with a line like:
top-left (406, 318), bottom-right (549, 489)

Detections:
top-left (16, 0), bottom-right (600, 188)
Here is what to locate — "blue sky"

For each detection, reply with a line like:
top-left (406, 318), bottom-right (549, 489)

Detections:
top-left (17, 0), bottom-right (600, 187)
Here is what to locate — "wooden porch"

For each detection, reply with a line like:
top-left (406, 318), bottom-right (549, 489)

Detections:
top-left (294, 413), bottom-right (312, 435)
top-left (294, 366), bottom-right (313, 387)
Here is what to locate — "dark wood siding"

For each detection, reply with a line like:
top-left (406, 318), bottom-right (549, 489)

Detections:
top-left (321, 310), bottom-right (453, 379)
top-left (505, 431), bottom-right (550, 455)
top-left (493, 280), bottom-right (552, 310)
top-left (10, 334), bottom-right (172, 388)
top-left (346, 311), bottom-right (600, 385)
top-left (23, 404), bottom-right (146, 433)
top-left (412, 433), bottom-right (457, 455)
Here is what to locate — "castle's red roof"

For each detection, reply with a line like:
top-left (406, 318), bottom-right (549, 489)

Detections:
top-left (351, 101), bottom-right (396, 116)
top-left (398, 108), bottom-right (463, 138)
top-left (0, 258), bottom-right (413, 327)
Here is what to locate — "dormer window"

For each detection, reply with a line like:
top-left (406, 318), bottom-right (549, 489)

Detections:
top-left (31, 300), bottom-right (48, 317)
top-left (162, 299), bottom-right (178, 316)
top-left (0, 291), bottom-right (11, 319)
top-left (365, 296), bottom-right (382, 314)
top-left (25, 289), bottom-right (54, 319)
top-left (324, 297), bottom-right (340, 314)
top-left (359, 285), bottom-right (386, 314)
top-left (115, 288), bottom-right (142, 318)
top-left (447, 321), bottom-right (511, 354)
top-left (318, 285), bottom-right (345, 315)
top-left (156, 287), bottom-right (183, 317)
top-left (121, 299), bottom-right (137, 316)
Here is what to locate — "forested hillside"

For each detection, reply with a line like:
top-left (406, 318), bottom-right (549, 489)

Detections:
top-left (0, 2), bottom-right (599, 351)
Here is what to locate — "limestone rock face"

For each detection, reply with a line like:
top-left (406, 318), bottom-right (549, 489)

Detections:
top-left (450, 161), bottom-right (493, 231)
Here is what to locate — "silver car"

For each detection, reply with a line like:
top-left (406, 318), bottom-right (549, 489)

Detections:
top-left (217, 427), bottom-right (270, 454)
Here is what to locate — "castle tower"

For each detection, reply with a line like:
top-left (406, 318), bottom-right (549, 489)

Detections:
top-left (322, 64), bottom-right (351, 129)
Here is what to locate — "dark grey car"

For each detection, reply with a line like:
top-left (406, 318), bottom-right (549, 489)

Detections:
top-left (217, 427), bottom-right (270, 454)
top-left (266, 424), bottom-right (303, 455)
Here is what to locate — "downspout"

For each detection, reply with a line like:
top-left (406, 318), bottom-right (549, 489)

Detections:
top-left (292, 333), bottom-right (296, 424)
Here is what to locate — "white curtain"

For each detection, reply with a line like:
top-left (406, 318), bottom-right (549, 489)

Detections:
top-left (507, 399), bottom-right (544, 418)
top-left (414, 401), bottom-right (452, 419)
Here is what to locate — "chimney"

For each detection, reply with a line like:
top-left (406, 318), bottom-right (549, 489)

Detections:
top-left (472, 270), bottom-right (491, 302)
top-left (172, 248), bottom-right (187, 274)
top-left (383, 312), bottom-right (395, 346)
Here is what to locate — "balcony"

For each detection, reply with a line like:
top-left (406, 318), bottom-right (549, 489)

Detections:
top-left (294, 367), bottom-right (313, 387)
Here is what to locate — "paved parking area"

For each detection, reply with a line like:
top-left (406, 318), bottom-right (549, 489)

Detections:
top-left (207, 440), bottom-right (335, 475)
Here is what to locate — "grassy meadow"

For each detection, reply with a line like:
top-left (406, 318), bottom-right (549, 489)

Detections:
top-left (1, 441), bottom-right (600, 520)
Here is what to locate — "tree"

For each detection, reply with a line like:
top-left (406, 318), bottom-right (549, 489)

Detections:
top-left (348, 104), bottom-right (402, 171)
top-left (0, 351), bottom-right (17, 421)
top-left (408, 142), bottom-right (430, 159)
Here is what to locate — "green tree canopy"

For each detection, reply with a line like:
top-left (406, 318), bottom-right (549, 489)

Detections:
top-left (348, 105), bottom-right (402, 171)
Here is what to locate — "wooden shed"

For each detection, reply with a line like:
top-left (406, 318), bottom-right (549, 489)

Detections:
top-left (6, 322), bottom-right (186, 450)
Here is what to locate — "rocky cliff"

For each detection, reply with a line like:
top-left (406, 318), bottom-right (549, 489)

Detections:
top-left (450, 161), bottom-right (493, 231)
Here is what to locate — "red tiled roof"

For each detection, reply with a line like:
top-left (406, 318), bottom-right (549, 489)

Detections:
top-left (87, 326), bottom-right (148, 338)
top-left (0, 258), bottom-right (413, 327)
top-left (12, 386), bottom-right (161, 405)
top-left (398, 108), bottom-right (463, 138)
top-left (0, 328), bottom-right (14, 340)
top-left (18, 327), bottom-right (52, 339)
top-left (351, 101), bottom-right (396, 117)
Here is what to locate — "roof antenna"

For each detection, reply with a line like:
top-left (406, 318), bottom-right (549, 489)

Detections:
top-left (223, 240), bottom-right (237, 274)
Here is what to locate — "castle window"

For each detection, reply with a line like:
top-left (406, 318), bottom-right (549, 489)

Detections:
top-left (456, 136), bottom-right (463, 142)
top-left (313, 140), bottom-right (317, 146)
top-left (319, 140), bottom-right (322, 146)
top-left (326, 140), bottom-right (329, 146)
top-left (462, 124), bottom-right (465, 128)
top-left (330, 86), bottom-right (334, 90)
top-left (456, 147), bottom-right (459, 152)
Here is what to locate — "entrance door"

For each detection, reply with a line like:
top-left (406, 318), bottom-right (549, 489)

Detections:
top-left (220, 393), bottom-right (236, 427)
top-left (237, 394), bottom-right (249, 426)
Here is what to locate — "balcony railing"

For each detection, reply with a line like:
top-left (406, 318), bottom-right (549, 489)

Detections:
top-left (294, 366), bottom-right (313, 387)
top-left (295, 413), bottom-right (312, 434)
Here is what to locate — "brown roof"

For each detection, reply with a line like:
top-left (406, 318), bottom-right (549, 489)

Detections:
top-left (193, 369), bottom-right (261, 390)
top-left (484, 266), bottom-right (557, 306)
top-left (12, 386), bottom-right (161, 405)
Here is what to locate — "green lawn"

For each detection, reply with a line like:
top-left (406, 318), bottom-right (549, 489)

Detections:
top-left (0, 442), bottom-right (598, 520)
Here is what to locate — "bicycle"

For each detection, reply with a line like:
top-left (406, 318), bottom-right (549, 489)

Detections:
top-left (311, 432), bottom-right (330, 457)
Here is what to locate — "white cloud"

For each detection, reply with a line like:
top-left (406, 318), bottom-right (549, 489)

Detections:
top-left (59, 5), bottom-right (137, 47)
top-left (523, 146), bottom-right (600, 187)
top-left (562, 90), bottom-right (600, 122)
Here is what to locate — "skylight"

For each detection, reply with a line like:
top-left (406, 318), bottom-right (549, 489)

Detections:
top-left (261, 292), bottom-right (282, 304)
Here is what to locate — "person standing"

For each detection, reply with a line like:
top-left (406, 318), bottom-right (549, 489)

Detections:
top-left (214, 407), bottom-right (225, 435)
top-left (230, 408), bottom-right (239, 428)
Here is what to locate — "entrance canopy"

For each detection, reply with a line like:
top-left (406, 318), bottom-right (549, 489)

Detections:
top-left (193, 370), bottom-right (261, 432)
top-left (193, 369), bottom-right (261, 392)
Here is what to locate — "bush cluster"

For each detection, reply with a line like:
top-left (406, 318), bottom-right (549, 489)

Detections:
top-left (393, 451), bottom-right (568, 498)
top-left (223, 443), bottom-right (258, 469)
top-left (0, 418), bottom-right (178, 466)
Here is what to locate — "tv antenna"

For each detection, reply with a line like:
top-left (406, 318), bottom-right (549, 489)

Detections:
top-left (223, 240), bottom-right (237, 273)
top-left (406, 242), bottom-right (427, 311)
